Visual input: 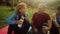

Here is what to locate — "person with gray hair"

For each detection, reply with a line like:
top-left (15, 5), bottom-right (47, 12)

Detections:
top-left (31, 4), bottom-right (51, 34)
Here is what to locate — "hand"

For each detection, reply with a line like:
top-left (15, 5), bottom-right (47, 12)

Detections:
top-left (58, 27), bottom-right (60, 34)
top-left (33, 28), bottom-right (39, 34)
top-left (57, 26), bottom-right (60, 28)
top-left (24, 17), bottom-right (29, 21)
top-left (16, 19), bottom-right (23, 25)
top-left (42, 26), bottom-right (49, 33)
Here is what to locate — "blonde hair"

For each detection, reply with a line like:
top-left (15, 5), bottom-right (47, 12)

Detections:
top-left (16, 2), bottom-right (27, 11)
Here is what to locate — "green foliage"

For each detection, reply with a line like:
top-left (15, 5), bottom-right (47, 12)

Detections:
top-left (0, 7), bottom-right (15, 29)
top-left (0, 7), bottom-right (36, 28)
top-left (47, 1), bottom-right (60, 9)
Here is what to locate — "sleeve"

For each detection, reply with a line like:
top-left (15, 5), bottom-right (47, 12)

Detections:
top-left (46, 14), bottom-right (50, 21)
top-left (5, 13), bottom-right (16, 24)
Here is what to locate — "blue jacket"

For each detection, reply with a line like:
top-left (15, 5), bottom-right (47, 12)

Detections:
top-left (5, 12), bottom-right (29, 24)
top-left (56, 14), bottom-right (60, 25)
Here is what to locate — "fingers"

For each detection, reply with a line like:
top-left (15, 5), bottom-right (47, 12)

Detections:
top-left (42, 26), bottom-right (49, 33)
top-left (24, 17), bottom-right (29, 21)
top-left (16, 19), bottom-right (23, 24)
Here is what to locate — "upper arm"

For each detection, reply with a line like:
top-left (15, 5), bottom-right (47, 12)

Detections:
top-left (46, 14), bottom-right (51, 23)
top-left (5, 13), bottom-right (16, 24)
top-left (47, 20), bottom-right (51, 29)
top-left (46, 13), bottom-right (50, 21)
top-left (46, 14), bottom-right (51, 28)
top-left (7, 13), bottom-right (16, 20)
top-left (52, 13), bottom-right (57, 22)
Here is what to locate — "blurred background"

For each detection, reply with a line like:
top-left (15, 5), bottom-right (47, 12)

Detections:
top-left (0, 0), bottom-right (60, 29)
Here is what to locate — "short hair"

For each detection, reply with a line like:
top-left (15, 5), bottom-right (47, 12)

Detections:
top-left (57, 5), bottom-right (60, 10)
top-left (38, 4), bottom-right (47, 8)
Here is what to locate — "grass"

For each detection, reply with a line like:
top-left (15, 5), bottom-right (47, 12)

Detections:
top-left (0, 7), bottom-right (54, 29)
top-left (0, 7), bottom-right (15, 29)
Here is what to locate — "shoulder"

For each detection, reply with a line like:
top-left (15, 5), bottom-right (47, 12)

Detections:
top-left (44, 12), bottom-right (50, 17)
top-left (12, 12), bottom-right (17, 15)
top-left (10, 12), bottom-right (17, 17)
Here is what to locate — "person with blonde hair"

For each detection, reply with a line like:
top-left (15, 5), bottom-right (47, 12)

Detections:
top-left (5, 2), bottom-right (30, 34)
